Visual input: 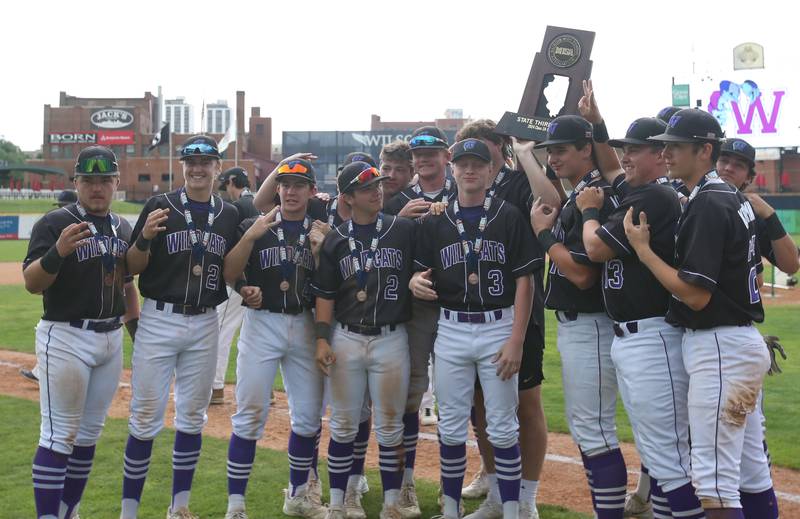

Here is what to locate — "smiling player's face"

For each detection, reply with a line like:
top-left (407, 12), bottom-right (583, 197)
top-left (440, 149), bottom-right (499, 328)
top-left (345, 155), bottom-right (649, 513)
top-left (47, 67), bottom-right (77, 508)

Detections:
top-left (182, 157), bottom-right (219, 198)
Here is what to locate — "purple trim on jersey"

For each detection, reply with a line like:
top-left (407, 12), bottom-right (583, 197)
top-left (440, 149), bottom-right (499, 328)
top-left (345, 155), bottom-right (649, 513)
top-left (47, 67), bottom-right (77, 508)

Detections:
top-left (598, 225), bottom-right (631, 255)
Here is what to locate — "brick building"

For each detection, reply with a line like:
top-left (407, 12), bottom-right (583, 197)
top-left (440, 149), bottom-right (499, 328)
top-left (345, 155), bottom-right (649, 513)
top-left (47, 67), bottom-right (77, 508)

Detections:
top-left (26, 91), bottom-right (276, 200)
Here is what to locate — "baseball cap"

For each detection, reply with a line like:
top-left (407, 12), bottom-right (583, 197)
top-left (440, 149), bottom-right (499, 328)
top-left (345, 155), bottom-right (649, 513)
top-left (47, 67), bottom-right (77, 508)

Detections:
top-left (408, 126), bottom-right (449, 150)
top-left (656, 106), bottom-right (682, 124)
top-left (450, 138), bottom-right (491, 163)
top-left (179, 135), bottom-right (221, 161)
top-left (337, 151), bottom-right (377, 172)
top-left (218, 167), bottom-right (250, 191)
top-left (276, 159), bottom-right (317, 185)
top-left (534, 115), bottom-right (593, 149)
top-left (649, 109), bottom-right (723, 144)
top-left (608, 117), bottom-right (668, 148)
top-left (720, 138), bottom-right (756, 166)
top-left (338, 161), bottom-right (387, 194)
top-left (54, 190), bottom-right (78, 206)
top-left (74, 145), bottom-right (119, 176)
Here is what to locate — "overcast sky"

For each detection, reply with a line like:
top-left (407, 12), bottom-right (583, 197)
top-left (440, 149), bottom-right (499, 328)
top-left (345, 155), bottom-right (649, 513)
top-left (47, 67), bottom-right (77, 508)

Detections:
top-left (1, 0), bottom-right (796, 151)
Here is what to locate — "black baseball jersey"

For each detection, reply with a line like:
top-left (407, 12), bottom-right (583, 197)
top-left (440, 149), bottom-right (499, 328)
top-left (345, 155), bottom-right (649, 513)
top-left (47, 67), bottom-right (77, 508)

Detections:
top-left (131, 190), bottom-right (240, 308)
top-left (383, 178), bottom-right (458, 216)
top-left (23, 204), bottom-right (132, 321)
top-left (490, 166), bottom-right (546, 338)
top-left (233, 191), bottom-right (259, 223)
top-left (597, 182), bottom-right (682, 321)
top-left (307, 197), bottom-right (346, 226)
top-left (667, 173), bottom-right (764, 329)
top-left (312, 214), bottom-right (415, 326)
top-left (239, 215), bottom-right (315, 313)
top-left (544, 172), bottom-right (619, 313)
top-left (415, 200), bottom-right (542, 312)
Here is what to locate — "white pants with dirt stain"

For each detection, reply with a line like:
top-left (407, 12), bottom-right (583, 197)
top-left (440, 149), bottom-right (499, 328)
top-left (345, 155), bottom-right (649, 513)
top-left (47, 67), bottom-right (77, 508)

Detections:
top-left (682, 325), bottom-right (770, 508)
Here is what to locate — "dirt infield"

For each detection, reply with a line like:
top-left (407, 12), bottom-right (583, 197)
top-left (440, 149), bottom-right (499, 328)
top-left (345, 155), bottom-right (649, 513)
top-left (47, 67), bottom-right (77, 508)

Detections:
top-left (0, 262), bottom-right (22, 285)
top-left (2, 349), bottom-right (799, 517)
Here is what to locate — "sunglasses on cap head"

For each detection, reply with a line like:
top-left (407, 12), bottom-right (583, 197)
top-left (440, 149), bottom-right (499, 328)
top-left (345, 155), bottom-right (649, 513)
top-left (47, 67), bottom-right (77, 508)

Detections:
top-left (347, 167), bottom-right (381, 189)
top-left (76, 156), bottom-right (118, 173)
top-left (409, 135), bottom-right (447, 148)
top-left (181, 143), bottom-right (219, 157)
top-left (277, 162), bottom-right (309, 175)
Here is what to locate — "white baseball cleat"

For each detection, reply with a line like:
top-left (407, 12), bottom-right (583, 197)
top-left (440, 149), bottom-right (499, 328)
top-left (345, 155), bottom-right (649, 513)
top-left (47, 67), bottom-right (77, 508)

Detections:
top-left (324, 505), bottom-right (347, 519)
top-left (344, 488), bottom-right (367, 519)
top-left (461, 467), bottom-right (490, 499)
top-left (379, 504), bottom-right (404, 519)
top-left (420, 407), bottom-right (438, 426)
top-left (519, 501), bottom-right (540, 519)
top-left (462, 496), bottom-right (503, 519)
top-left (224, 510), bottom-right (248, 519)
top-left (307, 475), bottom-right (323, 501)
top-left (623, 493), bottom-right (654, 519)
top-left (283, 487), bottom-right (328, 519)
top-left (166, 507), bottom-right (198, 519)
top-left (357, 474), bottom-right (369, 495)
top-left (397, 482), bottom-right (422, 518)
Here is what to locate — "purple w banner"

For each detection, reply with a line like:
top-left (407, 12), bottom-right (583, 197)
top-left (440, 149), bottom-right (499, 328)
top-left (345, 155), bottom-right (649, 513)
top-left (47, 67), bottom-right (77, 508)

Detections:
top-left (708, 79), bottom-right (784, 134)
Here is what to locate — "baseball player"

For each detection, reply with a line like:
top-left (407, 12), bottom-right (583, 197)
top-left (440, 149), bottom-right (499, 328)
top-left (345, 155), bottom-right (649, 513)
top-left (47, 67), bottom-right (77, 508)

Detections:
top-left (716, 137), bottom-right (797, 519)
top-left (311, 161), bottom-right (416, 519)
top-left (624, 109), bottom-right (769, 519)
top-left (381, 126), bottom-right (457, 517)
top-left (530, 114), bottom-right (628, 519)
top-left (452, 120), bottom-right (558, 519)
top-left (412, 138), bottom-right (539, 519)
top-left (21, 189), bottom-right (81, 385)
top-left (22, 146), bottom-right (137, 519)
top-left (211, 167), bottom-right (260, 406)
top-left (220, 158), bottom-right (327, 519)
top-left (577, 110), bottom-right (705, 519)
top-left (120, 135), bottom-right (241, 519)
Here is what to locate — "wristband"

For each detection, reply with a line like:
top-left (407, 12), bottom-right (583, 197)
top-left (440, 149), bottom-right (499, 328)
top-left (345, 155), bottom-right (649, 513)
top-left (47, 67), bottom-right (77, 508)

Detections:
top-left (315, 321), bottom-right (332, 342)
top-left (134, 234), bottom-right (151, 252)
top-left (234, 278), bottom-right (247, 294)
top-left (40, 245), bottom-right (65, 274)
top-left (536, 229), bottom-right (559, 252)
top-left (582, 207), bottom-right (601, 223)
top-left (764, 212), bottom-right (787, 241)
top-left (592, 120), bottom-right (609, 143)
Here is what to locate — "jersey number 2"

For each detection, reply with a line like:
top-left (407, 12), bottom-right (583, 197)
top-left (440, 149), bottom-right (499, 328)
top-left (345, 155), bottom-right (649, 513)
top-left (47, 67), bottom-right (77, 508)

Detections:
top-left (384, 274), bottom-right (399, 301)
top-left (206, 264), bottom-right (220, 291)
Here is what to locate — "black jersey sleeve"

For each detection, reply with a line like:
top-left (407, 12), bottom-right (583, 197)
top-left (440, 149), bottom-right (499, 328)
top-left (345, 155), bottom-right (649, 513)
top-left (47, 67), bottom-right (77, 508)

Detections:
top-left (413, 217), bottom-right (436, 271)
top-left (611, 175), bottom-right (630, 199)
top-left (307, 198), bottom-right (329, 222)
top-left (23, 214), bottom-right (60, 269)
top-left (311, 230), bottom-right (344, 300)
top-left (508, 205), bottom-right (542, 277)
top-left (383, 192), bottom-right (405, 216)
top-left (598, 186), bottom-right (675, 258)
top-left (676, 201), bottom-right (728, 292)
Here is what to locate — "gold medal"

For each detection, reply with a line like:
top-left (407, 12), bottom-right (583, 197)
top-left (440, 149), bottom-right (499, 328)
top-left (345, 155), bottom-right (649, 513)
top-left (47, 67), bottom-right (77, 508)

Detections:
top-left (280, 280), bottom-right (290, 292)
top-left (104, 273), bottom-right (114, 286)
top-left (192, 264), bottom-right (203, 276)
top-left (468, 273), bottom-right (479, 285)
top-left (356, 290), bottom-right (368, 302)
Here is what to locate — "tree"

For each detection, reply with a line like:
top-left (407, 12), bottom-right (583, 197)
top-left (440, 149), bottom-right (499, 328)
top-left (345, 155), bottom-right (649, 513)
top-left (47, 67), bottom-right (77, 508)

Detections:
top-left (0, 138), bottom-right (27, 166)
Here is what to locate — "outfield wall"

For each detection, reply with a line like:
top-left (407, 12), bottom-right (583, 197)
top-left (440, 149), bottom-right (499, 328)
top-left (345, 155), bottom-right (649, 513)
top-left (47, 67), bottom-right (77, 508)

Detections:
top-left (0, 214), bottom-right (139, 240)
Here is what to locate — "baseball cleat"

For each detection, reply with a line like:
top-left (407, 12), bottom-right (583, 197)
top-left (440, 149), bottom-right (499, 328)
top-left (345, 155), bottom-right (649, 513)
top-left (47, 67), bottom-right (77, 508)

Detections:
top-left (357, 474), bottom-right (369, 495)
top-left (224, 510), bottom-right (248, 519)
top-left (420, 407), bottom-right (438, 426)
top-left (437, 488), bottom-right (465, 517)
top-left (380, 503), bottom-right (404, 519)
top-left (283, 487), bottom-right (328, 518)
top-left (344, 487), bottom-right (366, 519)
top-left (462, 496), bottom-right (502, 519)
top-left (324, 505), bottom-right (347, 519)
top-left (166, 507), bottom-right (198, 519)
top-left (20, 368), bottom-right (39, 384)
top-left (519, 501), bottom-right (540, 519)
top-left (307, 474), bottom-right (323, 501)
top-left (461, 467), bottom-right (490, 499)
top-left (623, 493), bottom-right (653, 519)
top-left (210, 388), bottom-right (225, 405)
top-left (397, 482), bottom-right (422, 518)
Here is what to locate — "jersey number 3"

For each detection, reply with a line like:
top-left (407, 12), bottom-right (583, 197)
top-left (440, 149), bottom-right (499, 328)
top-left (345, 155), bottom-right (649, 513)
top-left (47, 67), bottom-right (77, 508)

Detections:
top-left (604, 259), bottom-right (624, 290)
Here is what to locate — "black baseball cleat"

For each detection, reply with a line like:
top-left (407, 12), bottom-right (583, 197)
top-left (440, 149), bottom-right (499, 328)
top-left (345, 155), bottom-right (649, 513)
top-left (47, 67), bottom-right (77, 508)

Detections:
top-left (20, 368), bottom-right (39, 384)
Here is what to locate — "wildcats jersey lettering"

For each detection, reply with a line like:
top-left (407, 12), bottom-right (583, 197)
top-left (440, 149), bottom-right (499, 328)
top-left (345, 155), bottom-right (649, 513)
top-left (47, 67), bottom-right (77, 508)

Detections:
top-left (259, 245), bottom-right (315, 271)
top-left (75, 236), bottom-right (129, 263)
top-left (439, 240), bottom-right (507, 270)
top-left (165, 230), bottom-right (227, 257)
top-left (337, 248), bottom-right (404, 279)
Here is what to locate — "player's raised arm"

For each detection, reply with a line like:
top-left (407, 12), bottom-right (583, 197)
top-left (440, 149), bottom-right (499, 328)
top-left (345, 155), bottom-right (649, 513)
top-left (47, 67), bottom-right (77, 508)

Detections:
top-left (254, 153), bottom-right (317, 213)
top-left (511, 138), bottom-right (561, 208)
top-left (747, 194), bottom-right (800, 275)
top-left (578, 80), bottom-right (623, 185)
top-left (577, 187), bottom-right (617, 262)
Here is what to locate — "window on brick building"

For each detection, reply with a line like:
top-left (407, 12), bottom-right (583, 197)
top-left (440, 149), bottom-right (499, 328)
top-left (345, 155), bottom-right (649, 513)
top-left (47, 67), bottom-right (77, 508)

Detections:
top-left (138, 174), bottom-right (150, 182)
top-left (126, 145), bottom-right (135, 156)
top-left (161, 174), bottom-right (171, 182)
top-left (256, 124), bottom-right (264, 136)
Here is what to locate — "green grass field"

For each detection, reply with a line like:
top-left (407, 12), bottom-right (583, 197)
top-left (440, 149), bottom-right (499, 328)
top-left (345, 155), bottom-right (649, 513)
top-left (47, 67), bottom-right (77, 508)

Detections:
top-left (0, 199), bottom-right (144, 215)
top-left (0, 396), bottom-right (587, 519)
top-left (1, 281), bottom-right (798, 469)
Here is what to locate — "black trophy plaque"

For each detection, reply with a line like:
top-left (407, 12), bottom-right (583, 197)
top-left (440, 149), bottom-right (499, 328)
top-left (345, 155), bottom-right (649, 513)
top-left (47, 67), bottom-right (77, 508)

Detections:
top-left (496, 26), bottom-right (595, 141)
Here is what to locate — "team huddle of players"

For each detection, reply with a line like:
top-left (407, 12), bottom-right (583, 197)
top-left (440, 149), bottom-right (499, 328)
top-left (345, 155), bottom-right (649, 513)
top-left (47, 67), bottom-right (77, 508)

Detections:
top-left (22, 79), bottom-right (798, 519)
